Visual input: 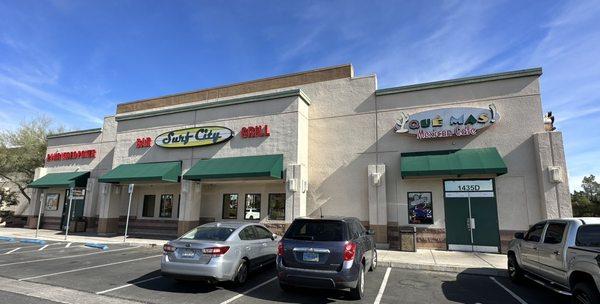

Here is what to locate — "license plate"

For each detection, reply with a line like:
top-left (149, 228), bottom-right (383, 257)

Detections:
top-left (302, 252), bottom-right (319, 262)
top-left (181, 249), bottom-right (195, 258)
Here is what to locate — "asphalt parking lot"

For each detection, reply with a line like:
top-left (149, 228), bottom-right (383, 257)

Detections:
top-left (0, 238), bottom-right (571, 304)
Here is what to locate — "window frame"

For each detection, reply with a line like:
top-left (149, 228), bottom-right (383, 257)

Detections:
top-left (254, 225), bottom-right (274, 239)
top-left (141, 195), bottom-right (156, 218)
top-left (222, 193), bottom-right (239, 220)
top-left (524, 222), bottom-right (546, 243)
top-left (407, 191), bottom-right (434, 225)
top-left (244, 193), bottom-right (262, 220)
top-left (159, 194), bottom-right (174, 218)
top-left (268, 193), bottom-right (286, 221)
top-left (543, 222), bottom-right (567, 244)
top-left (239, 226), bottom-right (258, 240)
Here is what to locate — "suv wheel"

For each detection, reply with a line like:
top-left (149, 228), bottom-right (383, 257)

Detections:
top-left (369, 249), bottom-right (378, 271)
top-left (234, 261), bottom-right (248, 286)
top-left (349, 263), bottom-right (365, 300)
top-left (573, 281), bottom-right (600, 304)
top-left (507, 254), bottom-right (523, 283)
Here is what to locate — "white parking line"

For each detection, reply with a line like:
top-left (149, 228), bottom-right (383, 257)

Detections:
top-left (19, 254), bottom-right (161, 281)
top-left (374, 267), bottom-right (392, 304)
top-left (219, 277), bottom-right (277, 304)
top-left (7, 244), bottom-right (80, 255)
top-left (4, 248), bottom-right (21, 254)
top-left (65, 243), bottom-right (72, 248)
top-left (38, 245), bottom-right (49, 251)
top-left (489, 276), bottom-right (528, 304)
top-left (0, 246), bottom-right (139, 267)
top-left (95, 276), bottom-right (162, 294)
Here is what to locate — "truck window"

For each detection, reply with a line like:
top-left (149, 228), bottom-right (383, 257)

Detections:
top-left (525, 222), bottom-right (545, 242)
top-left (543, 223), bottom-right (566, 244)
top-left (576, 225), bottom-right (600, 247)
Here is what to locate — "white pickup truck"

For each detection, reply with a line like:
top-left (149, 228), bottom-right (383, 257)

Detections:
top-left (507, 218), bottom-right (600, 304)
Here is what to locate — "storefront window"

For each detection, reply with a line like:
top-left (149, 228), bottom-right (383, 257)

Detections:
top-left (408, 192), bottom-right (433, 224)
top-left (244, 194), bottom-right (261, 220)
top-left (268, 193), bottom-right (285, 220)
top-left (222, 194), bottom-right (238, 219)
top-left (159, 194), bottom-right (173, 218)
top-left (142, 195), bottom-right (156, 217)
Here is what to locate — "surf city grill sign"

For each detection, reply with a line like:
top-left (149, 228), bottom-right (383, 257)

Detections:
top-left (394, 104), bottom-right (500, 140)
top-left (155, 126), bottom-right (234, 148)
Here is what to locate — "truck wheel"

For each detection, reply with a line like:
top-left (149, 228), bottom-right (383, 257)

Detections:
top-left (573, 281), bottom-right (600, 304)
top-left (349, 263), bottom-right (365, 300)
top-left (279, 282), bottom-right (292, 292)
top-left (507, 254), bottom-right (524, 283)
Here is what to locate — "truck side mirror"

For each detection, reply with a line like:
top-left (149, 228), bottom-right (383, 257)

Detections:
top-left (514, 232), bottom-right (524, 239)
top-left (366, 229), bottom-right (375, 236)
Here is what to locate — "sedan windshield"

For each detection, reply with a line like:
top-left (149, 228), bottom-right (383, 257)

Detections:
top-left (180, 226), bottom-right (236, 241)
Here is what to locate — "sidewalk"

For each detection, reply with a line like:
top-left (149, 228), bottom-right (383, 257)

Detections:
top-left (0, 227), bottom-right (507, 276)
top-left (0, 226), bottom-right (165, 247)
top-left (378, 248), bottom-right (507, 276)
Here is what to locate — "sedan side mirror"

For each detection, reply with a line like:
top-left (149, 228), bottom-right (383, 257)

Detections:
top-left (271, 233), bottom-right (277, 240)
top-left (514, 232), bottom-right (524, 240)
top-left (366, 229), bottom-right (375, 236)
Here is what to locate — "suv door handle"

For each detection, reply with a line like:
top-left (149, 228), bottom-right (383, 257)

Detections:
top-left (553, 250), bottom-right (560, 255)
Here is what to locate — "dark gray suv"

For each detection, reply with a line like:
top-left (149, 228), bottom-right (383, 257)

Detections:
top-left (276, 217), bottom-right (377, 300)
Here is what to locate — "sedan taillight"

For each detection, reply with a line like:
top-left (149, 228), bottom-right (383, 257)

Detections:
top-left (277, 241), bottom-right (284, 256)
top-left (343, 241), bottom-right (357, 261)
top-left (163, 244), bottom-right (175, 253)
top-left (202, 246), bottom-right (230, 256)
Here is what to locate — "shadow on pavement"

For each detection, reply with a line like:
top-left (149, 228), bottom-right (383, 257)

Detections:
top-left (127, 263), bottom-right (278, 295)
top-left (441, 268), bottom-right (570, 304)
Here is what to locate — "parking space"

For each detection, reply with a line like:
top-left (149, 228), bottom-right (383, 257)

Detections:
top-left (0, 238), bottom-right (573, 304)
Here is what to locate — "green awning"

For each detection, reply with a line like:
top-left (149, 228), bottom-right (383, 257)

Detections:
top-left (99, 161), bottom-right (181, 183)
top-left (401, 148), bottom-right (507, 178)
top-left (183, 154), bottom-right (283, 180)
top-left (28, 171), bottom-right (90, 188)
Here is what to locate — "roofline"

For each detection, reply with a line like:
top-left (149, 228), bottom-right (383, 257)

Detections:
top-left (375, 67), bottom-right (543, 96)
top-left (46, 128), bottom-right (102, 139)
top-left (115, 89), bottom-right (311, 122)
top-left (116, 64), bottom-right (352, 114)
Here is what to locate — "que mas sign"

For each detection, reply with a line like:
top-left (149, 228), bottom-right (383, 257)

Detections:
top-left (394, 104), bottom-right (500, 140)
top-left (155, 126), bottom-right (234, 148)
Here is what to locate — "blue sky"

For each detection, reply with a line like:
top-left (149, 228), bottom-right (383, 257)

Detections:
top-left (0, 0), bottom-right (599, 191)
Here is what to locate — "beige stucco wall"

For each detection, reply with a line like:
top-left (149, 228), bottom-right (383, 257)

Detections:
top-left (30, 66), bottom-right (571, 242)
top-left (376, 76), bottom-right (547, 231)
top-left (199, 181), bottom-right (285, 222)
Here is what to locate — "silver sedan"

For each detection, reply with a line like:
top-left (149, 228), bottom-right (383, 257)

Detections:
top-left (161, 222), bottom-right (280, 285)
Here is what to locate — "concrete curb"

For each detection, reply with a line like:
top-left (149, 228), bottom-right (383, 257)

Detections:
top-left (19, 239), bottom-right (46, 245)
top-left (0, 236), bottom-right (16, 242)
top-left (379, 260), bottom-right (507, 277)
top-left (84, 243), bottom-right (109, 251)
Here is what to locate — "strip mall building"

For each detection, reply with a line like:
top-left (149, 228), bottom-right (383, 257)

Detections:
top-left (24, 64), bottom-right (572, 252)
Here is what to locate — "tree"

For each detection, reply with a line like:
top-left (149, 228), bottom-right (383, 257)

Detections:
top-left (572, 175), bottom-right (600, 217)
top-left (0, 186), bottom-right (19, 220)
top-left (0, 117), bottom-right (62, 205)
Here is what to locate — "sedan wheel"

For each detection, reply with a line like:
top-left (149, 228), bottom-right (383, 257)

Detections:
top-left (235, 261), bottom-right (248, 286)
top-left (370, 249), bottom-right (378, 271)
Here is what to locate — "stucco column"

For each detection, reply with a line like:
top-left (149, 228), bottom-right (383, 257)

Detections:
top-left (533, 131), bottom-right (572, 219)
top-left (177, 180), bottom-right (200, 235)
top-left (25, 189), bottom-right (42, 228)
top-left (97, 183), bottom-right (121, 234)
top-left (286, 164), bottom-right (307, 223)
top-left (83, 178), bottom-right (99, 228)
top-left (368, 164), bottom-right (388, 244)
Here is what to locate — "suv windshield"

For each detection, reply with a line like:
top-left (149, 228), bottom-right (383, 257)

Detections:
top-left (285, 220), bottom-right (345, 241)
top-left (576, 224), bottom-right (600, 247)
top-left (180, 226), bottom-right (235, 241)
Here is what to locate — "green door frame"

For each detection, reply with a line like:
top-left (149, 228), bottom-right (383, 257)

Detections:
top-left (443, 178), bottom-right (501, 253)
